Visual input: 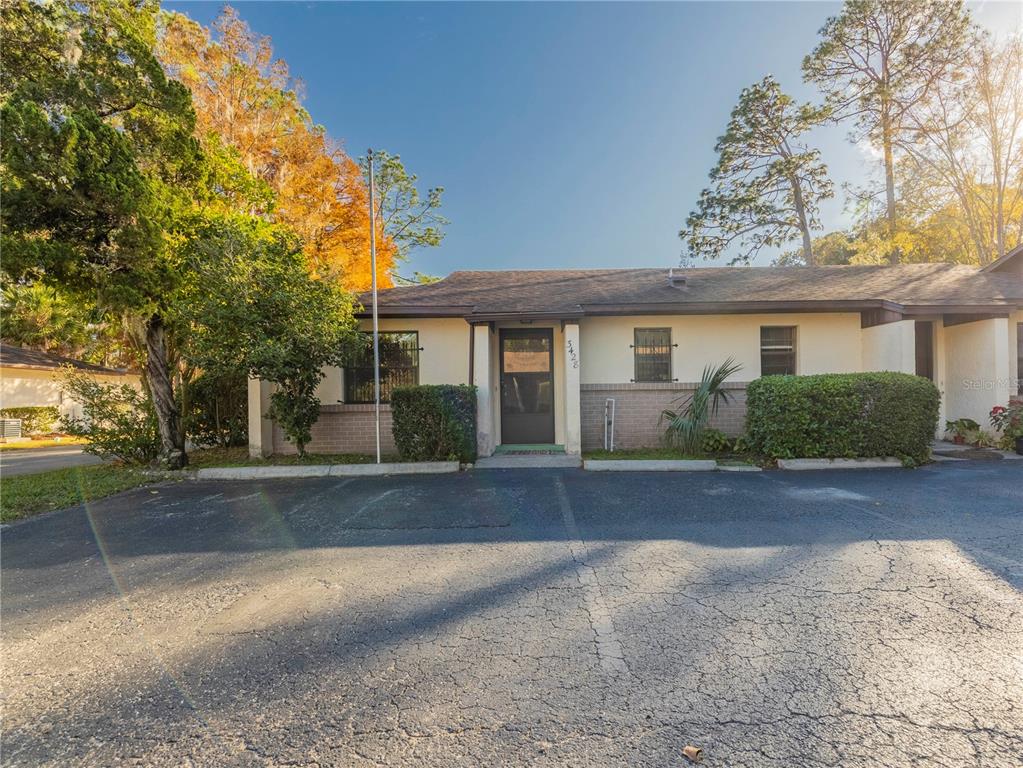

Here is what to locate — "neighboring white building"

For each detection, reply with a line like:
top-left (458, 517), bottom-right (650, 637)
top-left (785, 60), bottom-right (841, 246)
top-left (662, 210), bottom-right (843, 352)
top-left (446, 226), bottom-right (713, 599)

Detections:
top-left (249, 251), bottom-right (1023, 458)
top-left (0, 343), bottom-right (139, 423)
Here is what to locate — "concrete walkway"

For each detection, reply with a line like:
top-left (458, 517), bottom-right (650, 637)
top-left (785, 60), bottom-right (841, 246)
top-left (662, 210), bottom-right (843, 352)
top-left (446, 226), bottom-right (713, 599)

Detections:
top-left (931, 439), bottom-right (1023, 461)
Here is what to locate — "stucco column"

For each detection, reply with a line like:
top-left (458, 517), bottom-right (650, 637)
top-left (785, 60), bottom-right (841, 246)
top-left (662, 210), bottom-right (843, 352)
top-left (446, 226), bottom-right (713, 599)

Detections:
top-left (563, 322), bottom-right (582, 455)
top-left (991, 316), bottom-right (1011, 406)
top-left (247, 377), bottom-right (274, 458)
top-left (943, 316), bottom-right (1011, 427)
top-left (472, 324), bottom-right (495, 457)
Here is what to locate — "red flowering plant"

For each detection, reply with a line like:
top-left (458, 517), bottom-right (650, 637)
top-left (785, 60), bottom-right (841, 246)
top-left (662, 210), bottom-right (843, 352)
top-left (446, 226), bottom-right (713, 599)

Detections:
top-left (989, 402), bottom-right (1023, 445)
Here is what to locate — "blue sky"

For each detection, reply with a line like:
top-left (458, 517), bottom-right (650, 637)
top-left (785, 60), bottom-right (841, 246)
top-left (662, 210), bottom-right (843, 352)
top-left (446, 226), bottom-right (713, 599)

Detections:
top-left (166, 1), bottom-right (1022, 276)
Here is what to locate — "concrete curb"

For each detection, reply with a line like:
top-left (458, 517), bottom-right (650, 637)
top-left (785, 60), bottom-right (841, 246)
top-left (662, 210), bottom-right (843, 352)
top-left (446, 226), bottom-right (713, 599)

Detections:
top-left (195, 461), bottom-right (458, 480)
top-left (328, 462), bottom-right (458, 476)
top-left (777, 458), bottom-right (903, 471)
top-left (584, 459), bottom-right (718, 472)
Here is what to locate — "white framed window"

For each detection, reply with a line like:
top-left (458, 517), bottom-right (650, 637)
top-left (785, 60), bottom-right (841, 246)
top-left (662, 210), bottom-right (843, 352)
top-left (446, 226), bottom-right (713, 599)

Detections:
top-left (760, 326), bottom-right (796, 376)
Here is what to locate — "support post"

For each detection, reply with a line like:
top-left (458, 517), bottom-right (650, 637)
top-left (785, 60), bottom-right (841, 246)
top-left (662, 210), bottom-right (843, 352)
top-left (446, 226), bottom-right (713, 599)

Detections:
top-left (473, 324), bottom-right (494, 457)
top-left (368, 148), bottom-right (381, 464)
top-left (247, 377), bottom-right (274, 458)
top-left (563, 322), bottom-right (582, 455)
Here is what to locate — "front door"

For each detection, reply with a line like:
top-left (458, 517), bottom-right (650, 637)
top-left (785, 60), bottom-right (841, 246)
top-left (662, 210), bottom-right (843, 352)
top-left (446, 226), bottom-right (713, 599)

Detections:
top-left (500, 328), bottom-right (555, 445)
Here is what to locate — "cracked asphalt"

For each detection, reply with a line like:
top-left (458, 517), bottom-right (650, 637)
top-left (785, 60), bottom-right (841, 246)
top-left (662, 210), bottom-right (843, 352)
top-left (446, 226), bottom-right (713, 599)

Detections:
top-left (3, 462), bottom-right (1022, 767)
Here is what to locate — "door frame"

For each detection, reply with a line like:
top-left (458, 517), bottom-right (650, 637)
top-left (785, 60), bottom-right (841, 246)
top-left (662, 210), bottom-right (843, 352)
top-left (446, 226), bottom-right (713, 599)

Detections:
top-left (499, 327), bottom-right (556, 445)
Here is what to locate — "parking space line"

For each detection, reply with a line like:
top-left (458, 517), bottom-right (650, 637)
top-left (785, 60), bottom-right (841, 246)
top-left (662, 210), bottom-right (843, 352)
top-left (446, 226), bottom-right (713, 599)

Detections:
top-left (554, 476), bottom-right (627, 675)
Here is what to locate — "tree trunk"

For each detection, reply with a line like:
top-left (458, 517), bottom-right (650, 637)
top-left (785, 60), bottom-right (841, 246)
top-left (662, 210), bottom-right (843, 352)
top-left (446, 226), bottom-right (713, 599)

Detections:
top-left (881, 108), bottom-right (899, 265)
top-left (800, 226), bottom-right (814, 266)
top-left (789, 174), bottom-right (815, 266)
top-left (145, 314), bottom-right (187, 469)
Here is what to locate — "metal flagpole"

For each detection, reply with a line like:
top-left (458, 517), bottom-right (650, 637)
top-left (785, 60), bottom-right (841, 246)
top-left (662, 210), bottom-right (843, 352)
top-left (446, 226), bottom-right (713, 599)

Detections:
top-left (368, 149), bottom-right (381, 464)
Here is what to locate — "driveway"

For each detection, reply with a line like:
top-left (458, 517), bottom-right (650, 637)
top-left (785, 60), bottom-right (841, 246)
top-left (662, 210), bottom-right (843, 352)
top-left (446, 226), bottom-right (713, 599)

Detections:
top-left (3, 463), bottom-right (1022, 767)
top-left (0, 446), bottom-right (102, 477)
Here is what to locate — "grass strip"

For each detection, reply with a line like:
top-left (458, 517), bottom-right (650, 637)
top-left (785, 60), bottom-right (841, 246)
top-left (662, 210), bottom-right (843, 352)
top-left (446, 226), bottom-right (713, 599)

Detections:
top-left (1, 465), bottom-right (157, 523)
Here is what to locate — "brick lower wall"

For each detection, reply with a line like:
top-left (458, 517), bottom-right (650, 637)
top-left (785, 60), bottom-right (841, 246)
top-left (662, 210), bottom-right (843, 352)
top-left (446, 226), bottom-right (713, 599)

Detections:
top-left (581, 382), bottom-right (749, 450)
top-left (273, 403), bottom-right (396, 456)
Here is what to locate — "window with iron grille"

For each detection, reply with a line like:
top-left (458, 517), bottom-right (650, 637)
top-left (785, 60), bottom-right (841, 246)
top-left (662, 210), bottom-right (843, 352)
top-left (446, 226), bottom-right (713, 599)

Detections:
top-left (760, 326), bottom-right (796, 376)
top-left (344, 331), bottom-right (420, 403)
top-left (633, 328), bottom-right (673, 382)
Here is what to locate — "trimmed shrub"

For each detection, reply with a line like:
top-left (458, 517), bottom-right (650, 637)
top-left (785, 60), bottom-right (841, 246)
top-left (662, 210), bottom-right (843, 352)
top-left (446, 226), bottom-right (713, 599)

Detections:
top-left (390, 385), bottom-right (477, 462)
top-left (0, 406), bottom-right (59, 435)
top-left (745, 372), bottom-right (940, 466)
top-left (59, 369), bottom-right (160, 464)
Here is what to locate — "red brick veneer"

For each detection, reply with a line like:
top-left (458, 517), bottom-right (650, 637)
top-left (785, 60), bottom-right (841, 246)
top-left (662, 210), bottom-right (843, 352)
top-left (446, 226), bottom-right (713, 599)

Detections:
top-left (581, 382), bottom-right (748, 450)
top-left (273, 403), bottom-right (396, 456)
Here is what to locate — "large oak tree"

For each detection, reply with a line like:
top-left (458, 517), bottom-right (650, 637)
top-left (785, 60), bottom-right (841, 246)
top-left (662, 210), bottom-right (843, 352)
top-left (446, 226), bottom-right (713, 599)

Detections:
top-left (1, 0), bottom-right (202, 467)
top-left (158, 6), bottom-right (398, 289)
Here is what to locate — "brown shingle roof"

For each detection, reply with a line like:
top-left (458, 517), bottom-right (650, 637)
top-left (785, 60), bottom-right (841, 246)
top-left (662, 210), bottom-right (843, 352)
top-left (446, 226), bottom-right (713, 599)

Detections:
top-left (0, 343), bottom-right (128, 375)
top-left (981, 243), bottom-right (1023, 276)
top-left (359, 264), bottom-right (1023, 318)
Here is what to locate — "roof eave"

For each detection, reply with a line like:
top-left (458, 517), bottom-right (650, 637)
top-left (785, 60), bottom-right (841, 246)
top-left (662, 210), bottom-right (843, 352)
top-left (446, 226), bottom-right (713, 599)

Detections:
top-left (578, 299), bottom-right (904, 315)
top-left (353, 304), bottom-right (474, 319)
top-left (353, 298), bottom-right (1023, 321)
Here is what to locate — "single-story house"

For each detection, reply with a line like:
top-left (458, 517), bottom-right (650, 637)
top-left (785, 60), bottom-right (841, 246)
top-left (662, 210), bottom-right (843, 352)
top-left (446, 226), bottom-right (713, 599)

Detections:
top-left (248, 248), bottom-right (1023, 457)
top-left (0, 343), bottom-right (139, 423)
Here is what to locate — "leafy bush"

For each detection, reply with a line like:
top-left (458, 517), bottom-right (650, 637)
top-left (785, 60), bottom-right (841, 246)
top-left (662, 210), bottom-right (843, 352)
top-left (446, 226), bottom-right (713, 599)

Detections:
top-left (944, 417), bottom-right (980, 441)
top-left (182, 370), bottom-right (248, 448)
top-left (745, 372), bottom-right (939, 466)
top-left (180, 221), bottom-right (357, 455)
top-left (989, 402), bottom-right (1023, 448)
top-left (701, 428), bottom-right (733, 454)
top-left (390, 385), bottom-right (476, 462)
top-left (661, 358), bottom-right (743, 454)
top-left (0, 406), bottom-right (59, 435)
top-left (59, 369), bottom-right (160, 464)
top-left (268, 378), bottom-right (322, 456)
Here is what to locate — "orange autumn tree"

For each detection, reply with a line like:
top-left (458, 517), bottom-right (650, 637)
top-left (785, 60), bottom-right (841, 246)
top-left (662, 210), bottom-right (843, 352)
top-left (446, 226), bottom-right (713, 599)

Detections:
top-left (158, 6), bottom-right (396, 289)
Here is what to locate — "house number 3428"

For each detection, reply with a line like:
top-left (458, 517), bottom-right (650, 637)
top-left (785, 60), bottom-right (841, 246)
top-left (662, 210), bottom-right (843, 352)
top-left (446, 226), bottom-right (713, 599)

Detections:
top-left (567, 340), bottom-right (579, 369)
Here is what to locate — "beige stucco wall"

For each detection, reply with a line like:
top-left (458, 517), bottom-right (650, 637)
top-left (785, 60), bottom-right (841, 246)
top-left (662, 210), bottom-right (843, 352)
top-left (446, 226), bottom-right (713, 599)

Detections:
top-left (932, 320), bottom-right (948, 430)
top-left (0, 366), bottom-right (139, 423)
top-left (943, 317), bottom-right (1011, 427)
top-left (277, 308), bottom-right (1019, 457)
top-left (316, 317), bottom-right (471, 404)
top-left (1010, 310), bottom-right (1022, 396)
top-left (861, 319), bottom-right (916, 374)
top-left (579, 313), bottom-right (863, 383)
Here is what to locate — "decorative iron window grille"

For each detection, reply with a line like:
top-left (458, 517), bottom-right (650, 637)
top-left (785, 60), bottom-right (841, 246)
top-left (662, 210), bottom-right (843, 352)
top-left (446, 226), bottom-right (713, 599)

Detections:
top-left (632, 328), bottom-right (674, 382)
top-left (344, 331), bottom-right (420, 403)
top-left (760, 326), bottom-right (796, 376)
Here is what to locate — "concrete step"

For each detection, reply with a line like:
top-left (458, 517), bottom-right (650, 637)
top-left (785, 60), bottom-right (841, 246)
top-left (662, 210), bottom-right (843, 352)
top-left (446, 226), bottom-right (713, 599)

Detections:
top-left (474, 454), bottom-right (582, 469)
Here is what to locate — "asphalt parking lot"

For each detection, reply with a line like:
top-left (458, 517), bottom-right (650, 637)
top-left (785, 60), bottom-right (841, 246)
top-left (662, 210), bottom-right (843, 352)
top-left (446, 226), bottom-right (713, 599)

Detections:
top-left (3, 462), bottom-right (1022, 767)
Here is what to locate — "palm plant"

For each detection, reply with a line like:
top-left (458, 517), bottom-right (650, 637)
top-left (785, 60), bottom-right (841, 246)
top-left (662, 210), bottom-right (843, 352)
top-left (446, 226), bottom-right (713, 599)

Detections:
top-left (661, 358), bottom-right (743, 454)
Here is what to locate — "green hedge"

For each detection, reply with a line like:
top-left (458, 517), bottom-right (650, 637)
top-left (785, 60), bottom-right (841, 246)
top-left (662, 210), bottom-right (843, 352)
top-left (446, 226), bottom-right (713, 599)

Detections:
top-left (745, 372), bottom-right (939, 466)
top-left (0, 406), bottom-right (59, 435)
top-left (390, 385), bottom-right (477, 462)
